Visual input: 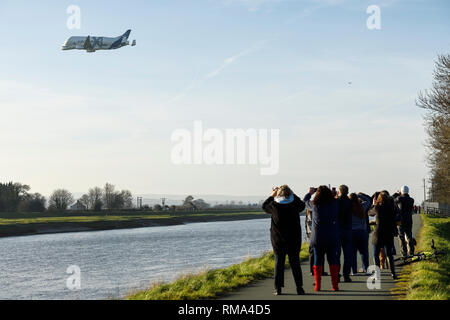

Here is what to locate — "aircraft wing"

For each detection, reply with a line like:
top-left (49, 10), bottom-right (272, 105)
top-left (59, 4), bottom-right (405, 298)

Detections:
top-left (83, 36), bottom-right (94, 51)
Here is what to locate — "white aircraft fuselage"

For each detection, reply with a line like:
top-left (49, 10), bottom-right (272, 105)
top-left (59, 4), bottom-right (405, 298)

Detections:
top-left (62, 30), bottom-right (135, 52)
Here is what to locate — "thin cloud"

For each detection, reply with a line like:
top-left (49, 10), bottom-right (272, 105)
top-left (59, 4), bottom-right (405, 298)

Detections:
top-left (165, 68), bottom-right (201, 105)
top-left (205, 40), bottom-right (268, 79)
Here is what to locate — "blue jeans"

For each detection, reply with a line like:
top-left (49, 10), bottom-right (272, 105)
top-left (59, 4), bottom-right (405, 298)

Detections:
top-left (313, 244), bottom-right (340, 267)
top-left (338, 230), bottom-right (353, 277)
top-left (351, 229), bottom-right (369, 273)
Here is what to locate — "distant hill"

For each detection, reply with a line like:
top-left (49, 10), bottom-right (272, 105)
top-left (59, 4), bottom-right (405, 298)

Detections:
top-left (135, 194), bottom-right (265, 206)
top-left (66, 192), bottom-right (265, 207)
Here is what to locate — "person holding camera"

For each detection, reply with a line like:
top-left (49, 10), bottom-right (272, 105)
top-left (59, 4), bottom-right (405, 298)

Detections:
top-left (304, 185), bottom-right (340, 292)
top-left (262, 185), bottom-right (306, 295)
top-left (393, 186), bottom-right (415, 258)
top-left (349, 193), bottom-right (371, 274)
top-left (368, 191), bottom-right (398, 279)
top-left (336, 185), bottom-right (353, 282)
top-left (305, 210), bottom-right (328, 276)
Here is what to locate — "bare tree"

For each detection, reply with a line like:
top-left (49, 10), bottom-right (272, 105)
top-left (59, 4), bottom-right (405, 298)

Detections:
top-left (120, 190), bottom-right (133, 209)
top-left (417, 54), bottom-right (450, 203)
top-left (48, 189), bottom-right (74, 211)
top-left (103, 183), bottom-right (116, 210)
top-left (88, 187), bottom-right (103, 211)
top-left (79, 194), bottom-right (90, 210)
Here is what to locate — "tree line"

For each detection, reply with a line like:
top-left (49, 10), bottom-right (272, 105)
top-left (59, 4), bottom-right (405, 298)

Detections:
top-left (141, 195), bottom-right (260, 212)
top-left (417, 54), bottom-right (450, 203)
top-left (0, 182), bottom-right (133, 212)
top-left (0, 182), bottom-right (262, 213)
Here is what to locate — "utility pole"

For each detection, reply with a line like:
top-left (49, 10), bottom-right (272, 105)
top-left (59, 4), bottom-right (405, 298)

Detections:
top-left (137, 197), bottom-right (142, 209)
top-left (423, 178), bottom-right (426, 205)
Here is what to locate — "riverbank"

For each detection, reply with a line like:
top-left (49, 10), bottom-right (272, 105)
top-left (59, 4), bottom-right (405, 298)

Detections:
top-left (393, 214), bottom-right (450, 300)
top-left (126, 245), bottom-right (309, 300)
top-left (0, 211), bottom-right (268, 238)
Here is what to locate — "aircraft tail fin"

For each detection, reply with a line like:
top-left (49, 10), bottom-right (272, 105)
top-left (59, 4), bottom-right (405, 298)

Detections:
top-left (122, 29), bottom-right (131, 39)
top-left (83, 35), bottom-right (94, 51)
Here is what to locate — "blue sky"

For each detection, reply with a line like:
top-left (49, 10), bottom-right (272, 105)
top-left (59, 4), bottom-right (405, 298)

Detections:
top-left (0, 0), bottom-right (449, 202)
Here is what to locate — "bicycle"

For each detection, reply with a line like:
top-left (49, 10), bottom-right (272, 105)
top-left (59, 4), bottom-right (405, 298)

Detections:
top-left (394, 239), bottom-right (446, 266)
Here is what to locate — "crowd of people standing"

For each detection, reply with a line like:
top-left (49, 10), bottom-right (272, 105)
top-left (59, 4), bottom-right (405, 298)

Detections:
top-left (262, 184), bottom-right (416, 295)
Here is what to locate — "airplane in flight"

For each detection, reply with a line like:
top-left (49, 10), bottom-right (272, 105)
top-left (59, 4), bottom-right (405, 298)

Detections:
top-left (62, 29), bottom-right (136, 53)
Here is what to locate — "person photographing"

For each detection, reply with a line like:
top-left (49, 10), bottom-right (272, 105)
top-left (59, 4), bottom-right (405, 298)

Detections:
top-left (262, 185), bottom-right (306, 296)
top-left (304, 186), bottom-right (340, 292)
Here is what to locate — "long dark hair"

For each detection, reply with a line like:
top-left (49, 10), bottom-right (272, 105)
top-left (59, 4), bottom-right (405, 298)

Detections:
top-left (313, 185), bottom-right (334, 207)
top-left (349, 193), bottom-right (365, 219)
top-left (375, 191), bottom-right (390, 207)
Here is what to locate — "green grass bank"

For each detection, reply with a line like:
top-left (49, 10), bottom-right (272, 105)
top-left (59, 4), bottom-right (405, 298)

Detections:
top-left (393, 214), bottom-right (450, 300)
top-left (0, 210), bottom-right (268, 238)
top-left (126, 244), bottom-right (310, 300)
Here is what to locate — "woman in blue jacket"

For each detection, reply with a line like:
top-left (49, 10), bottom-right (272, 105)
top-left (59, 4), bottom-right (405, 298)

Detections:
top-left (349, 193), bottom-right (371, 274)
top-left (304, 186), bottom-right (340, 292)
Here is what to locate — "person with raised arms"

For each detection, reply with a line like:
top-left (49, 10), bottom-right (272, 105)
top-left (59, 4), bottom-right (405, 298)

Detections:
top-left (304, 186), bottom-right (340, 292)
top-left (262, 185), bottom-right (306, 296)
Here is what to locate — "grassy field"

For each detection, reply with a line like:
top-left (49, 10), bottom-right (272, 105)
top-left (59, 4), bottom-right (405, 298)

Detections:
top-left (0, 209), bottom-right (263, 221)
top-left (393, 214), bottom-right (450, 300)
top-left (126, 244), bottom-right (310, 300)
top-left (0, 211), bottom-right (264, 225)
top-left (0, 210), bottom-right (268, 238)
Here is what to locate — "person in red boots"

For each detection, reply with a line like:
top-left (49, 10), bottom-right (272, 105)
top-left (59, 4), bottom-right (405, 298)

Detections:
top-left (304, 186), bottom-right (340, 292)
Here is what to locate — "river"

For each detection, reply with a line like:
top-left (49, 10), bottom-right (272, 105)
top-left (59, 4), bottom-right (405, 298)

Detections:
top-left (0, 217), bottom-right (306, 300)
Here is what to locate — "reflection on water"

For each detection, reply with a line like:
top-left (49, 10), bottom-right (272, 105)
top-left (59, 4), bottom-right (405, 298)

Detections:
top-left (0, 217), bottom-right (306, 300)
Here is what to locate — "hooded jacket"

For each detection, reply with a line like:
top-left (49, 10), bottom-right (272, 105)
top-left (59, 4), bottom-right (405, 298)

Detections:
top-left (262, 194), bottom-right (305, 253)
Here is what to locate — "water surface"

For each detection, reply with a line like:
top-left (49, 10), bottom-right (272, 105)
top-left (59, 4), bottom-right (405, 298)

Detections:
top-left (0, 217), bottom-right (306, 300)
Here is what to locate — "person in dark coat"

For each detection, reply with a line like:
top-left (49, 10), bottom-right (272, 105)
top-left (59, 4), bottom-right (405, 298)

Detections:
top-left (393, 186), bottom-right (415, 257)
top-left (262, 185), bottom-right (305, 295)
top-left (368, 191), bottom-right (398, 279)
top-left (336, 185), bottom-right (353, 282)
top-left (349, 193), bottom-right (370, 274)
top-left (305, 209), bottom-right (328, 276)
top-left (304, 186), bottom-right (340, 292)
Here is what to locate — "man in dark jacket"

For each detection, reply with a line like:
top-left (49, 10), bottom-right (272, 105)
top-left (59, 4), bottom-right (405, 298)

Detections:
top-left (262, 185), bottom-right (305, 296)
top-left (337, 185), bottom-right (353, 282)
top-left (394, 186), bottom-right (415, 257)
